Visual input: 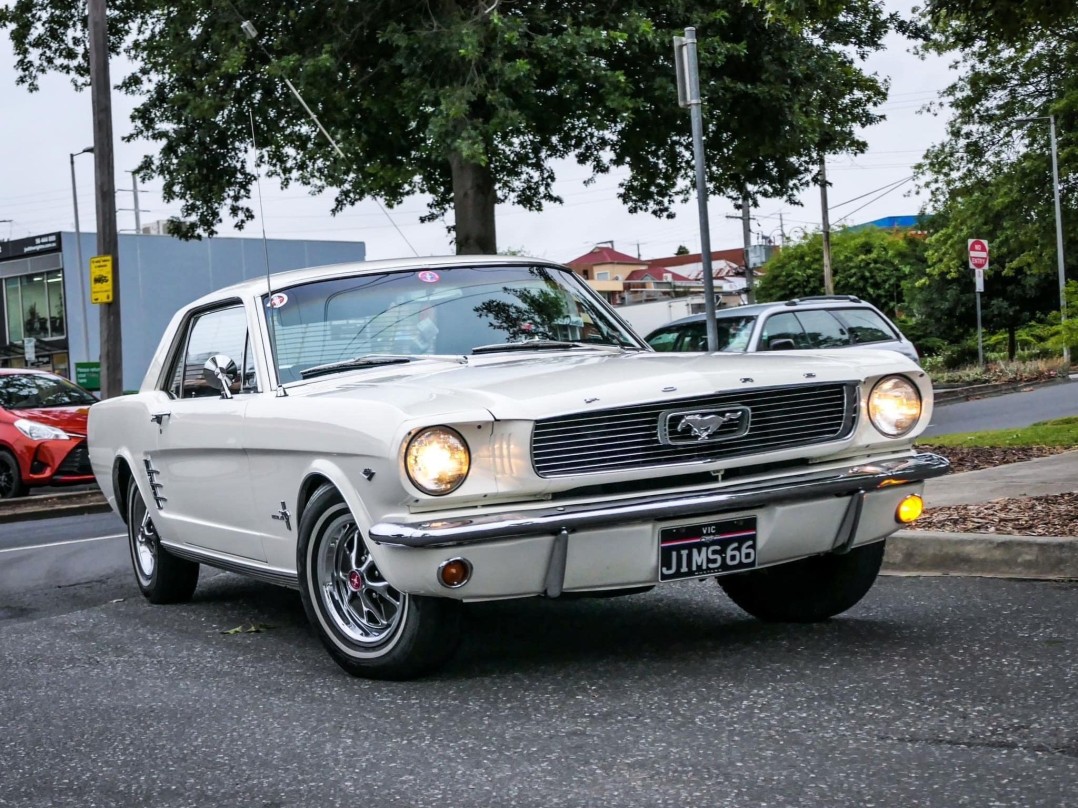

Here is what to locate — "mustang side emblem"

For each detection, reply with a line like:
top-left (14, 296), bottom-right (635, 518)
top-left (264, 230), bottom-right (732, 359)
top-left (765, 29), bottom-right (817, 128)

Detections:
top-left (678, 412), bottom-right (744, 440)
top-left (659, 405), bottom-right (752, 446)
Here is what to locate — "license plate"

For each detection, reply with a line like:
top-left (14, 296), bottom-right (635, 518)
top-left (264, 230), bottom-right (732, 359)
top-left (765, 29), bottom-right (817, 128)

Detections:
top-left (658, 517), bottom-right (758, 582)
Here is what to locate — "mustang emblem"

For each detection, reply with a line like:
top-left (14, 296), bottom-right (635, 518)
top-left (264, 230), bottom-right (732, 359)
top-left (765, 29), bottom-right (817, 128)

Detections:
top-left (677, 412), bottom-right (745, 440)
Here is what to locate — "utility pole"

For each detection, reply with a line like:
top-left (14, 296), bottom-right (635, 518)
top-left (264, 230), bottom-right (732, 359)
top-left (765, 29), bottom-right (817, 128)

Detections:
top-left (741, 189), bottom-right (754, 304)
top-left (819, 155), bottom-right (834, 295)
top-left (88, 0), bottom-right (123, 398)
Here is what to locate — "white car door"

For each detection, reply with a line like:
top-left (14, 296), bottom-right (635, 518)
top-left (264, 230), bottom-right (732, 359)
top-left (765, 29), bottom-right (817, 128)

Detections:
top-left (149, 303), bottom-right (265, 562)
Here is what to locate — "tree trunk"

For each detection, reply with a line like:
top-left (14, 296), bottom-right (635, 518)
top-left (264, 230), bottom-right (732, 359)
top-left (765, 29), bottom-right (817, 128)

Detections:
top-left (450, 151), bottom-right (497, 254)
top-left (1007, 325), bottom-right (1017, 360)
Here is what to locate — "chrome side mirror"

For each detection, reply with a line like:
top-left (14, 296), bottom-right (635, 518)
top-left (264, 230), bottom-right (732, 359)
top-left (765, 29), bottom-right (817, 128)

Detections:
top-left (203, 354), bottom-right (238, 399)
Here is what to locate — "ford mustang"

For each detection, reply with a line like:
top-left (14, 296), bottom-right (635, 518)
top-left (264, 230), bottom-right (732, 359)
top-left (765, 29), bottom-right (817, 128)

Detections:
top-left (88, 256), bottom-right (950, 679)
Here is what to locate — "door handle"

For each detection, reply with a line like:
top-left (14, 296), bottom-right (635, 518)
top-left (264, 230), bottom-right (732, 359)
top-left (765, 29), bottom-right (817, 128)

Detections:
top-left (150, 411), bottom-right (171, 425)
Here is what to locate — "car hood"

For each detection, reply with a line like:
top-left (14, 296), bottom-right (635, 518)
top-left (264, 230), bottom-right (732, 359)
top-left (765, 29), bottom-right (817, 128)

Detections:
top-left (7, 405), bottom-right (91, 434)
top-left (293, 349), bottom-right (918, 421)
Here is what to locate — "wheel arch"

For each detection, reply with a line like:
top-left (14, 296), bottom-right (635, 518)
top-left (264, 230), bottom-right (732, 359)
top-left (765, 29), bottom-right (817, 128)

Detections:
top-left (112, 456), bottom-right (135, 525)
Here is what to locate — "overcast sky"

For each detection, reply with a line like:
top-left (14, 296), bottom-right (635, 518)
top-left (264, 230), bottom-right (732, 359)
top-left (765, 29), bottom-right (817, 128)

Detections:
top-left (0, 1), bottom-right (954, 264)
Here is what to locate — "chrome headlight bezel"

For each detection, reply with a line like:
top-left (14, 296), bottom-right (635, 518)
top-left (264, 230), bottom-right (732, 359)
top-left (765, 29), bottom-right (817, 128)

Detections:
top-left (867, 375), bottom-right (922, 438)
top-left (14, 418), bottom-right (71, 441)
top-left (404, 426), bottom-right (471, 496)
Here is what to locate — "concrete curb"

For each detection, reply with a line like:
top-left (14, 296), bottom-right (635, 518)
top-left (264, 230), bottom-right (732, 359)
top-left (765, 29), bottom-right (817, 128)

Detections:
top-left (884, 530), bottom-right (1078, 580)
top-left (933, 375), bottom-right (1069, 405)
top-left (0, 490), bottom-right (111, 523)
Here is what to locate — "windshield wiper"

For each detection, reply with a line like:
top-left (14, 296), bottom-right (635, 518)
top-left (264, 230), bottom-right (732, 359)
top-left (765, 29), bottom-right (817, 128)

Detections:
top-left (472, 340), bottom-right (626, 355)
top-left (299, 354), bottom-right (415, 380)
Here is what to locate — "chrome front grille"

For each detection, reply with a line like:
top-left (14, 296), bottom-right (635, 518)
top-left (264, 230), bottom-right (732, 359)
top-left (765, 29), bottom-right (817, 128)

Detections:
top-left (531, 382), bottom-right (858, 478)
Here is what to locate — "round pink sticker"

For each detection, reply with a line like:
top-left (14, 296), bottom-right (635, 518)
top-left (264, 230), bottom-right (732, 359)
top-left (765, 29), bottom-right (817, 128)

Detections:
top-left (267, 293), bottom-right (288, 309)
top-left (417, 270), bottom-right (440, 283)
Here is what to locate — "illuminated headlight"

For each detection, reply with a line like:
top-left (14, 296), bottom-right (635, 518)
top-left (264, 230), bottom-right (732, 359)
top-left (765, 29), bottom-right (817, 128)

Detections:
top-left (405, 427), bottom-right (470, 495)
top-left (14, 418), bottom-right (70, 441)
top-left (867, 376), bottom-right (922, 437)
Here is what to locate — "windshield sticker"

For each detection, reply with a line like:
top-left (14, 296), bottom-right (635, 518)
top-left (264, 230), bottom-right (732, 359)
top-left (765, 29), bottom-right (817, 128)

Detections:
top-left (267, 293), bottom-right (289, 309)
top-left (417, 270), bottom-right (440, 284)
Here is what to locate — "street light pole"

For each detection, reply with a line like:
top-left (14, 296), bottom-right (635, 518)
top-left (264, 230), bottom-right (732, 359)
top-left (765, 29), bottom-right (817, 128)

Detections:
top-left (1016, 114), bottom-right (1069, 368)
top-left (69, 146), bottom-right (93, 367)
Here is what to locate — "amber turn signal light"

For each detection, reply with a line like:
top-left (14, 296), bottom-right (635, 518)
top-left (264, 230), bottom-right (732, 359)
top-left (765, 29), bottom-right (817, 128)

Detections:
top-left (896, 494), bottom-right (924, 524)
top-left (438, 557), bottom-right (472, 589)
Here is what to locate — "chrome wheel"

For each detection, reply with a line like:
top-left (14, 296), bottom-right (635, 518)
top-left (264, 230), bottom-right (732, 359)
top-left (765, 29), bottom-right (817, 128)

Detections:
top-left (133, 509), bottom-right (158, 579)
top-left (314, 513), bottom-right (405, 647)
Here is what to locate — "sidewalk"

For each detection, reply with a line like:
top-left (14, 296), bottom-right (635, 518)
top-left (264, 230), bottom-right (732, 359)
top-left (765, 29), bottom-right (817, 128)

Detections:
top-left (884, 451), bottom-right (1078, 580)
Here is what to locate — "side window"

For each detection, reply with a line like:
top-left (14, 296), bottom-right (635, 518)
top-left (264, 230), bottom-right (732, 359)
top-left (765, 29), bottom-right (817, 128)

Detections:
top-left (646, 328), bottom-right (680, 352)
top-left (793, 310), bottom-right (851, 349)
top-left (759, 312), bottom-right (807, 349)
top-left (837, 308), bottom-right (897, 344)
top-left (675, 322), bottom-right (709, 352)
top-left (165, 305), bottom-right (256, 398)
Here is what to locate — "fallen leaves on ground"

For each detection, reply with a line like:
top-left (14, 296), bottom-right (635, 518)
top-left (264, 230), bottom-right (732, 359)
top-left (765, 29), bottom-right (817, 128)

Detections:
top-left (911, 445), bottom-right (1077, 537)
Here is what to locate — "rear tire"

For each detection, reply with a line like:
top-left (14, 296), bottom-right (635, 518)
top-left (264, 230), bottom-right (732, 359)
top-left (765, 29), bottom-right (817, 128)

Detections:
top-left (0, 450), bottom-right (26, 499)
top-left (718, 540), bottom-right (886, 623)
top-left (298, 484), bottom-right (461, 680)
top-left (126, 478), bottom-right (199, 604)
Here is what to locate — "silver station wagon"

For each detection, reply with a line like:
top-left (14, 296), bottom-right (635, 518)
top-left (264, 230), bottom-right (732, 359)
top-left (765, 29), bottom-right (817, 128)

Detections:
top-left (88, 256), bottom-right (949, 679)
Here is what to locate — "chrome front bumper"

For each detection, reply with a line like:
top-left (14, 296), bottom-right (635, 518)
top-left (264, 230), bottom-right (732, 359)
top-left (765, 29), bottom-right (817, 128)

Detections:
top-left (370, 452), bottom-right (951, 550)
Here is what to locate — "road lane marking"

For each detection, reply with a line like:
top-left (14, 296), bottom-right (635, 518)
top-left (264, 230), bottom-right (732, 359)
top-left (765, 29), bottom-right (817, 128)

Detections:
top-left (0, 533), bottom-right (126, 554)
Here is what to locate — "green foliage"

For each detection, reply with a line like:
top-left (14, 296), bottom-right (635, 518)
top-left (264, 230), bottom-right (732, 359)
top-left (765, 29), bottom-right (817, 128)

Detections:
top-left (0, 0), bottom-right (897, 252)
top-left (911, 1), bottom-right (1077, 349)
top-left (755, 226), bottom-right (926, 317)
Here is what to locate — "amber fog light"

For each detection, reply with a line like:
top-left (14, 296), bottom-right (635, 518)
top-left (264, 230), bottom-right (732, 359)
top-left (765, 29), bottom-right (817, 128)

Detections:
top-left (896, 494), bottom-right (924, 524)
top-left (438, 558), bottom-right (472, 589)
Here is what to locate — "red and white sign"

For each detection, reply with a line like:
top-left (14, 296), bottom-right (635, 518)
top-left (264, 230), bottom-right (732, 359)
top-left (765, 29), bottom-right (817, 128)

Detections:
top-left (968, 239), bottom-right (990, 271)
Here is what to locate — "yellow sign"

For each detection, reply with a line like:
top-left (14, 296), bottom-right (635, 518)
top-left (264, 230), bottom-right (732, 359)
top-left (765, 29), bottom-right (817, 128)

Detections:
top-left (90, 255), bottom-right (113, 304)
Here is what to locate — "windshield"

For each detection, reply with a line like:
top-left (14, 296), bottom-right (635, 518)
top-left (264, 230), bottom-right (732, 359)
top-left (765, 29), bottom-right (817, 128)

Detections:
top-left (263, 264), bottom-right (642, 383)
top-left (0, 374), bottom-right (97, 409)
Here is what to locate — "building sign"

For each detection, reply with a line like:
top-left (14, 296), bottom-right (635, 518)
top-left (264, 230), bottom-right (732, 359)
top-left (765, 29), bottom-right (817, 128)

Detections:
top-left (76, 361), bottom-right (101, 391)
top-left (0, 232), bottom-right (62, 260)
top-left (90, 255), bottom-right (114, 304)
top-left (24, 337), bottom-right (36, 363)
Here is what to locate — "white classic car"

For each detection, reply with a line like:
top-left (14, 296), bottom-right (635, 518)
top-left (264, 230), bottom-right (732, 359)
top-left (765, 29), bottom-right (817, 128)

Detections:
top-left (89, 256), bottom-right (949, 679)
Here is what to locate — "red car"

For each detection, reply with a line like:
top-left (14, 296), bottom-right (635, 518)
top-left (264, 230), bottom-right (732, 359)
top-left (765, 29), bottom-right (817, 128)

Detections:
top-left (0, 368), bottom-right (98, 499)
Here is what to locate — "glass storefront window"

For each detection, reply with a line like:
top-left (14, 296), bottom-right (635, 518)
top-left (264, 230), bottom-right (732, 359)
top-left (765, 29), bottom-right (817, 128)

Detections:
top-left (3, 270), bottom-right (65, 344)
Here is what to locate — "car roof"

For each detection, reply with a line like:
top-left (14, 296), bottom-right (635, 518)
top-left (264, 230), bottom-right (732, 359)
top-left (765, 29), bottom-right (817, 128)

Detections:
top-left (658, 297), bottom-right (879, 328)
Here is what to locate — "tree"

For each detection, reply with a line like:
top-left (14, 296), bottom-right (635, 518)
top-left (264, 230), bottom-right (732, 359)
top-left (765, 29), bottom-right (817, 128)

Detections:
top-left (1, 0), bottom-right (896, 253)
top-left (911, 1), bottom-right (1076, 355)
top-left (754, 226), bottom-right (926, 316)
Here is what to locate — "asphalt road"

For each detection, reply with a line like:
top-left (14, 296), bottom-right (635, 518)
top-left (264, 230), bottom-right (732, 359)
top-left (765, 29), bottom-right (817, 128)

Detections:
top-left (1, 534), bottom-right (1076, 807)
top-left (923, 380), bottom-right (1078, 437)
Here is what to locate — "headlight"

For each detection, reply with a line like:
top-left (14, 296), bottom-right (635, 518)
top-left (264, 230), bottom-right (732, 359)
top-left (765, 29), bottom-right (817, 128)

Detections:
top-left (14, 418), bottom-right (70, 441)
top-left (405, 427), bottom-right (470, 495)
top-left (867, 376), bottom-right (922, 437)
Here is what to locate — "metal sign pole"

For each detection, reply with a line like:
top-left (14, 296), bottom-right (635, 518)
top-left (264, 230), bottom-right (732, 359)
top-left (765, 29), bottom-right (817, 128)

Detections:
top-left (674, 28), bottom-right (718, 352)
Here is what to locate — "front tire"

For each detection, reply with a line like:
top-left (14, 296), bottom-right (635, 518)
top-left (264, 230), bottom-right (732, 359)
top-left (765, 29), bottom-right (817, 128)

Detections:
top-left (718, 540), bottom-right (886, 623)
top-left (298, 484), bottom-right (461, 680)
top-left (126, 478), bottom-right (199, 604)
top-left (0, 450), bottom-right (26, 499)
